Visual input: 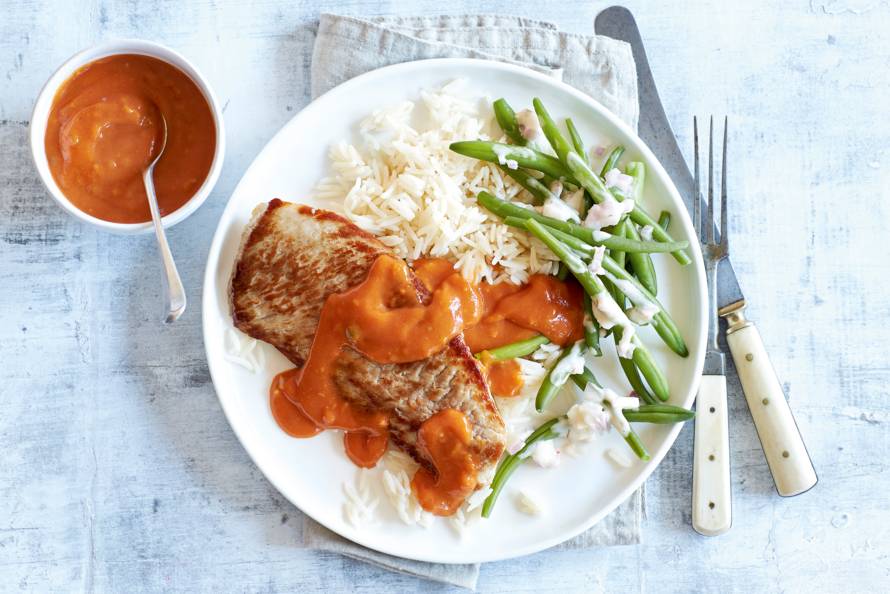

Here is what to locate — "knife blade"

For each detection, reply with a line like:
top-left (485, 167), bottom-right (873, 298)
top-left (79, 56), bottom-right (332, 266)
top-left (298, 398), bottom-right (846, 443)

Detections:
top-left (594, 6), bottom-right (744, 312)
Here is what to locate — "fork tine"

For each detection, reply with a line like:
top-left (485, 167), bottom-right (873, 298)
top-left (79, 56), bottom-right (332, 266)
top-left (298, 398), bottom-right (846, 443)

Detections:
top-left (693, 117), bottom-right (701, 240)
top-left (721, 116), bottom-right (728, 249)
top-left (707, 116), bottom-right (715, 244)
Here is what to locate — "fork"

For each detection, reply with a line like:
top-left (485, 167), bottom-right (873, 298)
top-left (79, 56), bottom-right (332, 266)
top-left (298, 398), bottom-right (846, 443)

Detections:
top-left (691, 117), bottom-right (732, 536)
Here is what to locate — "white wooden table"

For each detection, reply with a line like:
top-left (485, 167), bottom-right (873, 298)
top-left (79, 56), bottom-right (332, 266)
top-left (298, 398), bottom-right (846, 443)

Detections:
top-left (2, 1), bottom-right (888, 591)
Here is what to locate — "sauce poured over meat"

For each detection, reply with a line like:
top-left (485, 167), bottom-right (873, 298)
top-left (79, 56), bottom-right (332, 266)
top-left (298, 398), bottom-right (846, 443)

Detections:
top-left (232, 201), bottom-right (583, 515)
top-left (271, 254), bottom-right (583, 511)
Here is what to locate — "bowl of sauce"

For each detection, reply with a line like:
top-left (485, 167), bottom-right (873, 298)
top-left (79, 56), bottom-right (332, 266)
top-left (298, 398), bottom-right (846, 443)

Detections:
top-left (30, 40), bottom-right (225, 233)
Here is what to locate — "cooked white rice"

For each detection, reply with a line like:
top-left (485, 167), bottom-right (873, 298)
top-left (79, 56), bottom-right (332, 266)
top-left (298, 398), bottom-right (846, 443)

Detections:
top-left (313, 79), bottom-right (559, 285)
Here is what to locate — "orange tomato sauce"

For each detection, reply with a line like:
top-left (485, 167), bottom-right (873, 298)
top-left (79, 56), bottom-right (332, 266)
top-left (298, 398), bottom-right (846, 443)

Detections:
top-left (412, 258), bottom-right (585, 353)
top-left (479, 355), bottom-right (525, 398)
top-left (45, 54), bottom-right (216, 223)
top-left (411, 409), bottom-right (479, 516)
top-left (270, 255), bottom-right (584, 512)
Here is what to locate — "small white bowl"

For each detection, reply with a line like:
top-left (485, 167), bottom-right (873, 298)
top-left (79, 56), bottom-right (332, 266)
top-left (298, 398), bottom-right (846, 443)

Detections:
top-left (30, 39), bottom-right (226, 234)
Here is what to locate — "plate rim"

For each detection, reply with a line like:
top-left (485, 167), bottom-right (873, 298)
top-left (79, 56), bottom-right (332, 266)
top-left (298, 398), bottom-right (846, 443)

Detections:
top-left (202, 57), bottom-right (707, 564)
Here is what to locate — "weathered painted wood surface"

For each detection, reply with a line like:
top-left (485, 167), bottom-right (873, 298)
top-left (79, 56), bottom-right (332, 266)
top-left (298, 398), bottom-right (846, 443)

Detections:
top-left (1, 0), bottom-right (888, 591)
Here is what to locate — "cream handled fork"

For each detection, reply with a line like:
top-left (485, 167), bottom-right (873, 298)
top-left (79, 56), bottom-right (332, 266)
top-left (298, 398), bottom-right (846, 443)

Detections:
top-left (692, 117), bottom-right (732, 536)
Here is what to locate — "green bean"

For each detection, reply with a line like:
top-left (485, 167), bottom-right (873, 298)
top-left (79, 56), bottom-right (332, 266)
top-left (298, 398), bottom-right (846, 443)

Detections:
top-left (524, 219), bottom-right (607, 298)
top-left (599, 146), bottom-right (625, 177)
top-left (582, 292), bottom-right (603, 357)
top-left (605, 156), bottom-right (630, 275)
top-left (570, 366), bottom-right (602, 390)
top-left (564, 118), bottom-right (596, 218)
top-left (614, 325), bottom-right (670, 401)
top-left (658, 211), bottom-right (671, 232)
top-left (450, 141), bottom-right (575, 182)
top-left (482, 192), bottom-right (688, 254)
top-left (501, 214), bottom-right (683, 257)
top-left (624, 162), bottom-right (658, 295)
top-left (610, 220), bottom-right (628, 270)
top-left (568, 368), bottom-right (650, 461)
top-left (492, 98), bottom-right (526, 145)
top-left (476, 335), bottom-right (550, 362)
top-left (535, 341), bottom-right (585, 412)
top-left (623, 431), bottom-right (651, 460)
top-left (603, 222), bottom-right (628, 306)
top-left (611, 294), bottom-right (660, 403)
top-left (530, 171), bottom-right (578, 192)
top-left (556, 262), bottom-right (569, 281)
top-left (532, 98), bottom-right (575, 163)
top-left (520, 219), bottom-right (595, 255)
top-left (530, 98), bottom-right (691, 265)
top-left (630, 341), bottom-right (669, 402)
top-left (618, 356), bottom-right (658, 405)
top-left (565, 118), bottom-right (586, 159)
top-left (580, 192), bottom-right (594, 220)
top-left (481, 418), bottom-right (562, 518)
top-left (535, 346), bottom-right (566, 411)
top-left (623, 404), bottom-right (695, 424)
top-left (515, 221), bottom-right (688, 357)
top-left (499, 166), bottom-right (554, 205)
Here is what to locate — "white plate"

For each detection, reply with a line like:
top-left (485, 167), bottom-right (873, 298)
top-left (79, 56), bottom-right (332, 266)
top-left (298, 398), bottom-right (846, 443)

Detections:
top-left (202, 59), bottom-right (706, 564)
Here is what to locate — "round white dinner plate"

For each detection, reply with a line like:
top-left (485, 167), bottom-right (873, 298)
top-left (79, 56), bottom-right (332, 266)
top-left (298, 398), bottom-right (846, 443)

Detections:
top-left (203, 59), bottom-right (706, 564)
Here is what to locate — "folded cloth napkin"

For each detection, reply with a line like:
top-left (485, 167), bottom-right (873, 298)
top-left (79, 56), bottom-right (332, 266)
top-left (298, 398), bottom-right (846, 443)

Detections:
top-left (302, 13), bottom-right (641, 590)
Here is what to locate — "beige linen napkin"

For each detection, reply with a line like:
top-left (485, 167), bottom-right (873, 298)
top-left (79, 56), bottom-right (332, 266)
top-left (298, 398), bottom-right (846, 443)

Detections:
top-left (302, 13), bottom-right (641, 590)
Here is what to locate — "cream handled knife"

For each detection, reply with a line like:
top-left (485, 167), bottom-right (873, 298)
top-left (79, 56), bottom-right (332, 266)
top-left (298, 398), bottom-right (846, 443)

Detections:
top-left (595, 6), bottom-right (817, 499)
top-left (721, 306), bottom-right (817, 495)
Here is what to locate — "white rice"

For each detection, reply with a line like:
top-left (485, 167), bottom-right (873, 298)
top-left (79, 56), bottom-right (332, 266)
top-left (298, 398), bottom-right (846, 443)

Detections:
top-left (342, 468), bottom-right (379, 528)
top-left (379, 449), bottom-right (435, 528)
top-left (313, 80), bottom-right (559, 285)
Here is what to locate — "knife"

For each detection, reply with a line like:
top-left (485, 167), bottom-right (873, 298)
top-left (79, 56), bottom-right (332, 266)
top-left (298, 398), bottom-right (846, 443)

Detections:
top-left (594, 7), bottom-right (818, 499)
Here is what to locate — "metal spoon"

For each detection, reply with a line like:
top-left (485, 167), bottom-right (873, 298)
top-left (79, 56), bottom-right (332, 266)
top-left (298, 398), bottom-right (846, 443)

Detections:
top-left (143, 114), bottom-right (187, 323)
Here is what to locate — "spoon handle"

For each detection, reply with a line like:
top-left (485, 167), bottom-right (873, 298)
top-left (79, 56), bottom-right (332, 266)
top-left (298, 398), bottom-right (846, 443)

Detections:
top-left (143, 168), bottom-right (187, 323)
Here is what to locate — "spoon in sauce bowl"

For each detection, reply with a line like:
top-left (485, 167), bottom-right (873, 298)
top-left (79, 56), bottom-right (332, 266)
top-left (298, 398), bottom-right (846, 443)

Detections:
top-left (143, 113), bottom-right (187, 323)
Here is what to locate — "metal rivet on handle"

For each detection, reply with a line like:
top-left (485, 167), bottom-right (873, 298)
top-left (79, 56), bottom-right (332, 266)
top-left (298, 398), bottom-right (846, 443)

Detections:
top-left (709, 454), bottom-right (715, 461)
top-left (762, 398), bottom-right (769, 405)
top-left (745, 353), bottom-right (754, 362)
top-left (782, 451), bottom-right (790, 458)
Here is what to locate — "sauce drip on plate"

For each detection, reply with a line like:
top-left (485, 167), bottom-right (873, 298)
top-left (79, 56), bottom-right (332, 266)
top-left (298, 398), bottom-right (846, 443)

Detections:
top-left (45, 54), bottom-right (216, 223)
